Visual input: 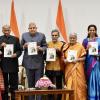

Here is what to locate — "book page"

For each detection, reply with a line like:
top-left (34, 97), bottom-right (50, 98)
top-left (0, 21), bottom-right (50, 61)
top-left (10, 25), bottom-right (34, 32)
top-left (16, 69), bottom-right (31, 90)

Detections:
top-left (4, 44), bottom-right (13, 57)
top-left (67, 50), bottom-right (77, 62)
top-left (46, 48), bottom-right (56, 61)
top-left (28, 42), bottom-right (37, 55)
top-left (89, 42), bottom-right (98, 55)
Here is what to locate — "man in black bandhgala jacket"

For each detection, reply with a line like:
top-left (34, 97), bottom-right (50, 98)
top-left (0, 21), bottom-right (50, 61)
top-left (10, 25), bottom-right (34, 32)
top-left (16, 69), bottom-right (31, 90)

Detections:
top-left (0, 25), bottom-right (22, 100)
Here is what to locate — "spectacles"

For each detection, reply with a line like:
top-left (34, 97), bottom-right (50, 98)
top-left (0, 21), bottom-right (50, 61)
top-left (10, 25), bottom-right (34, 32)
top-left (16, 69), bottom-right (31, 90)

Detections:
top-left (52, 35), bottom-right (58, 36)
top-left (4, 30), bottom-right (10, 31)
top-left (29, 27), bottom-right (36, 29)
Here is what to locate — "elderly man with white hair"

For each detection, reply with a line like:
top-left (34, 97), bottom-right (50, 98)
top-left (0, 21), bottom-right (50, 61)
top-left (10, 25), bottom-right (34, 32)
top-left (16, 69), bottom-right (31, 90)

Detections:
top-left (0, 25), bottom-right (22, 100)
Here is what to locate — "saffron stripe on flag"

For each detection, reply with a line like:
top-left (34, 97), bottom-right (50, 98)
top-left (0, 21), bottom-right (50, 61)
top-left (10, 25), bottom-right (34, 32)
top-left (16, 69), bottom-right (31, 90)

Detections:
top-left (56, 0), bottom-right (68, 42)
top-left (10, 0), bottom-right (20, 38)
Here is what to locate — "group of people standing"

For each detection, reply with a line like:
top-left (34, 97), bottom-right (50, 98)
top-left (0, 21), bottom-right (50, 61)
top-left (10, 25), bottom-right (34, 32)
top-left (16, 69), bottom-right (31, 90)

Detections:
top-left (0, 23), bottom-right (100, 100)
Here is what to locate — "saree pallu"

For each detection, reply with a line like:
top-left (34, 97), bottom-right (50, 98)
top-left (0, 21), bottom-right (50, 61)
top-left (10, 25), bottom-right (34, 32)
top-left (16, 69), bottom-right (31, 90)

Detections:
top-left (65, 62), bottom-right (87, 100)
top-left (86, 56), bottom-right (100, 100)
top-left (64, 43), bottom-right (87, 100)
top-left (83, 37), bottom-right (100, 100)
top-left (87, 58), bottom-right (100, 100)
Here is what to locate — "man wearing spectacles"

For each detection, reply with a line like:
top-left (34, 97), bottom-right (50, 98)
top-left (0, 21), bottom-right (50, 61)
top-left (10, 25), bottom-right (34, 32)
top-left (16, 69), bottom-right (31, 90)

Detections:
top-left (0, 25), bottom-right (22, 100)
top-left (45, 29), bottom-right (66, 100)
top-left (21, 22), bottom-right (47, 100)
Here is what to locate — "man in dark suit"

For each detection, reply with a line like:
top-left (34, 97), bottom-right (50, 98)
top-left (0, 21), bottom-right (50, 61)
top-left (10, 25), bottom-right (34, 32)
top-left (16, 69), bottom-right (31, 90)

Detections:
top-left (21, 22), bottom-right (47, 100)
top-left (0, 25), bottom-right (22, 100)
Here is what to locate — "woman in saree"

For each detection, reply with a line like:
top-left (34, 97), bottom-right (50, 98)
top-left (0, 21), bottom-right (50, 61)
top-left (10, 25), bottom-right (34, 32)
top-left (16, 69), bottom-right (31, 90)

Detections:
top-left (82, 24), bottom-right (100, 100)
top-left (63, 33), bottom-right (87, 100)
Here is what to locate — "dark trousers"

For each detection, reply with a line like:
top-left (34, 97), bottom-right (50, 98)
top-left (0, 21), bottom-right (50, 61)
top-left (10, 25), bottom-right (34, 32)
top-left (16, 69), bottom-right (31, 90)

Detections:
top-left (2, 72), bottom-right (18, 100)
top-left (26, 68), bottom-right (44, 100)
top-left (45, 70), bottom-right (63, 100)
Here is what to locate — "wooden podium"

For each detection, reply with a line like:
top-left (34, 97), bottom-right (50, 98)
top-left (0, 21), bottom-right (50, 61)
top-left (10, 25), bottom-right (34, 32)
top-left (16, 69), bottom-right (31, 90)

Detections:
top-left (15, 89), bottom-right (74, 100)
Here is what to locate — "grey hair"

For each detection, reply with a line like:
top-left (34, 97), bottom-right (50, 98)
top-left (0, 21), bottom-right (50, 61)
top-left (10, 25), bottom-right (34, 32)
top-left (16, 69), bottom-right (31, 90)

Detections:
top-left (2, 24), bottom-right (10, 29)
top-left (69, 33), bottom-right (77, 38)
top-left (28, 22), bottom-right (36, 28)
